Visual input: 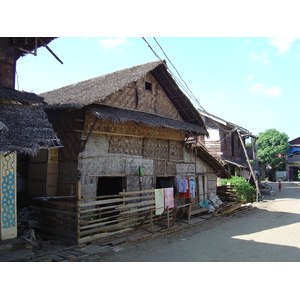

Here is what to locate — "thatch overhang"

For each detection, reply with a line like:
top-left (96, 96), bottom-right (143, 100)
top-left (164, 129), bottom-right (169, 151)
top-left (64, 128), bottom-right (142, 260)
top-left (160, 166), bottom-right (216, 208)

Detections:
top-left (40, 60), bottom-right (208, 135)
top-left (88, 105), bottom-right (207, 135)
top-left (11, 37), bottom-right (57, 59)
top-left (0, 86), bottom-right (45, 105)
top-left (0, 103), bottom-right (62, 156)
top-left (190, 144), bottom-right (231, 179)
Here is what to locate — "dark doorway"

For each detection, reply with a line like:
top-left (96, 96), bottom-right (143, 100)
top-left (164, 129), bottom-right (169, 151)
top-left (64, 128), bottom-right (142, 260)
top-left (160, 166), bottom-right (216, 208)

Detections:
top-left (96, 177), bottom-right (125, 227)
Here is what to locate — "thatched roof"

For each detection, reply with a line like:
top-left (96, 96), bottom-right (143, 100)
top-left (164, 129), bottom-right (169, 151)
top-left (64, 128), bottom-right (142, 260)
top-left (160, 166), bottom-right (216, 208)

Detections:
top-left (11, 37), bottom-right (57, 59)
top-left (88, 105), bottom-right (207, 135)
top-left (0, 86), bottom-right (45, 104)
top-left (41, 60), bottom-right (207, 133)
top-left (0, 103), bottom-right (61, 156)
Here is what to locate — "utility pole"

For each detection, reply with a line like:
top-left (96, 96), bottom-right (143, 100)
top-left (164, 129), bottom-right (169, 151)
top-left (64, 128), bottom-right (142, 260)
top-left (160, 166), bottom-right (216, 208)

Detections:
top-left (236, 128), bottom-right (261, 202)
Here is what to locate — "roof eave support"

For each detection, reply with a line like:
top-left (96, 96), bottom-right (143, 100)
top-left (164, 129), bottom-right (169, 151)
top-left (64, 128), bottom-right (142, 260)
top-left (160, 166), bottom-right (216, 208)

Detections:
top-left (80, 117), bottom-right (98, 153)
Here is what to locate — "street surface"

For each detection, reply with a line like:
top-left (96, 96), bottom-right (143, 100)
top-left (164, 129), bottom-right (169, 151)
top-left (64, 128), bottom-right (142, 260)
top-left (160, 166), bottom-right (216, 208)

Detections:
top-left (80, 181), bottom-right (300, 262)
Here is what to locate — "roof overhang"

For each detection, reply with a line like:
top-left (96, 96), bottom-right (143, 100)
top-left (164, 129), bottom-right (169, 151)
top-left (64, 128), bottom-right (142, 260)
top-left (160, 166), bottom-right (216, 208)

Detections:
top-left (223, 158), bottom-right (249, 169)
top-left (88, 104), bottom-right (207, 135)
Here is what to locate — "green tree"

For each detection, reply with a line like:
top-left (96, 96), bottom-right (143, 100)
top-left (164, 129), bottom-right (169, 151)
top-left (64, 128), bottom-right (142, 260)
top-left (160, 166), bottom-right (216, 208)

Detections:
top-left (256, 129), bottom-right (290, 180)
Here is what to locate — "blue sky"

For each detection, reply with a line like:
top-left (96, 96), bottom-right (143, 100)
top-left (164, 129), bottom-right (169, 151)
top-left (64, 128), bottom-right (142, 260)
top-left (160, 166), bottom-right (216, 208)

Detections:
top-left (16, 37), bottom-right (300, 141)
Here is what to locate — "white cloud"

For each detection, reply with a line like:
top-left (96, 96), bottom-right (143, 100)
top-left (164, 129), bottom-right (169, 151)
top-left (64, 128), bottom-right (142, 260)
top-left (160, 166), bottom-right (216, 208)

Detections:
top-left (250, 50), bottom-right (260, 62)
top-left (262, 86), bottom-right (282, 98)
top-left (98, 37), bottom-right (131, 50)
top-left (249, 49), bottom-right (270, 66)
top-left (249, 83), bottom-right (282, 98)
top-left (250, 83), bottom-right (265, 94)
top-left (262, 50), bottom-right (270, 66)
top-left (268, 37), bottom-right (300, 55)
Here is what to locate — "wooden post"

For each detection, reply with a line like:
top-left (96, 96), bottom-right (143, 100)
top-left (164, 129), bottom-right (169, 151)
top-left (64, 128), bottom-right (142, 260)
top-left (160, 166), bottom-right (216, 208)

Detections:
top-left (150, 209), bottom-right (154, 233)
top-left (167, 207), bottom-right (170, 228)
top-left (236, 128), bottom-right (260, 202)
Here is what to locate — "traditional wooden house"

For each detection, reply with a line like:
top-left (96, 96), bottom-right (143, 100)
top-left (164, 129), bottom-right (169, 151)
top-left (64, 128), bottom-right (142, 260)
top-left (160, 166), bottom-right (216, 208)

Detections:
top-left (197, 109), bottom-right (258, 181)
top-left (32, 60), bottom-right (230, 243)
top-left (0, 37), bottom-right (61, 240)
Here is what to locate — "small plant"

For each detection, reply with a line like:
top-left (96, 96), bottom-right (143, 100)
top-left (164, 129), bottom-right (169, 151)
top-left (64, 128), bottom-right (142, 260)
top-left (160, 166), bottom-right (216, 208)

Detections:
top-left (220, 176), bottom-right (256, 203)
top-left (298, 170), bottom-right (300, 181)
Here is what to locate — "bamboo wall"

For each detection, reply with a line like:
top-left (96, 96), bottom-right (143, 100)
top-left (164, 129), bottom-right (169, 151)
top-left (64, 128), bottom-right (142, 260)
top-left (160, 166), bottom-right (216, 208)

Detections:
top-left (100, 74), bottom-right (182, 121)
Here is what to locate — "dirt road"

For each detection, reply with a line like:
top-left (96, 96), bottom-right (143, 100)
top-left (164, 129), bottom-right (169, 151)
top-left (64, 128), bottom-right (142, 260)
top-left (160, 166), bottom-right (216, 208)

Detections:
top-left (80, 181), bottom-right (300, 262)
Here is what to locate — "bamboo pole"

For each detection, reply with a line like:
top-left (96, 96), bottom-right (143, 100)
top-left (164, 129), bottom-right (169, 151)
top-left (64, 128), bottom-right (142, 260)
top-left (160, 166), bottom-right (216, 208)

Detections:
top-left (236, 128), bottom-right (260, 202)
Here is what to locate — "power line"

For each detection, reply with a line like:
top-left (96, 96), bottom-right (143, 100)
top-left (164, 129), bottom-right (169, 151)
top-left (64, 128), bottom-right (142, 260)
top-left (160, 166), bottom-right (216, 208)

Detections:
top-left (142, 37), bottom-right (249, 139)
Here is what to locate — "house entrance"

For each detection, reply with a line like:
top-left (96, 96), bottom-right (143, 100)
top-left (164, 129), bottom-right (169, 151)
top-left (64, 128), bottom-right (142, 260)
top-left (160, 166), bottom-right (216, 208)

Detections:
top-left (97, 176), bottom-right (125, 226)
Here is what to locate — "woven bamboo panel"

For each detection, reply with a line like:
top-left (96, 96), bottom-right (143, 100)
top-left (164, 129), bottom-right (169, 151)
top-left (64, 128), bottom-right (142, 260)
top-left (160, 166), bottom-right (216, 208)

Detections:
top-left (154, 159), bottom-right (166, 175)
top-left (102, 75), bottom-right (181, 120)
top-left (109, 136), bottom-right (143, 156)
top-left (169, 140), bottom-right (184, 161)
top-left (144, 138), bottom-right (169, 159)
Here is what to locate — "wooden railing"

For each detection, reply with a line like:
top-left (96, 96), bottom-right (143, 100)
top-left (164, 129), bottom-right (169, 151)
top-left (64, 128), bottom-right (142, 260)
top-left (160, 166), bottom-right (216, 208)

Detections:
top-left (78, 190), bottom-right (191, 244)
top-left (33, 190), bottom-right (196, 245)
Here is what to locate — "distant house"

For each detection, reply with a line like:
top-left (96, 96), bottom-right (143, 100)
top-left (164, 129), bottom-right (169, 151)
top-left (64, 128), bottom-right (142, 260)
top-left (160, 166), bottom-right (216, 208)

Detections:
top-left (198, 109), bottom-right (258, 181)
top-left (286, 137), bottom-right (300, 181)
top-left (0, 37), bottom-right (61, 240)
top-left (31, 60), bottom-right (230, 243)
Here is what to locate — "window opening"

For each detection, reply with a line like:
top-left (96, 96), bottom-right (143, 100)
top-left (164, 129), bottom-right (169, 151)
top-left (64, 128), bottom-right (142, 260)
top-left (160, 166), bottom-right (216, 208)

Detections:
top-left (156, 176), bottom-right (174, 189)
top-left (145, 81), bottom-right (152, 91)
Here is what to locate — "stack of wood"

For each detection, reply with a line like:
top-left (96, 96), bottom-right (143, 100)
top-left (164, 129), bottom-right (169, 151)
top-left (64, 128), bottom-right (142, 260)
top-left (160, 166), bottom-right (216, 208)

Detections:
top-left (215, 185), bottom-right (248, 216)
top-left (217, 185), bottom-right (239, 202)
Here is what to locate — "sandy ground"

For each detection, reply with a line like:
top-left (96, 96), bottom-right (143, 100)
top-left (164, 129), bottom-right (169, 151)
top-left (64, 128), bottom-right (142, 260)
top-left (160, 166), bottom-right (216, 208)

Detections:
top-left (78, 181), bottom-right (300, 262)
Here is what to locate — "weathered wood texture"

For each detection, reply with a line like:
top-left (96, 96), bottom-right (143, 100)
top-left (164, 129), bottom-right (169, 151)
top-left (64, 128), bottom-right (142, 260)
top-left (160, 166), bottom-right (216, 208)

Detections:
top-left (33, 196), bottom-right (79, 242)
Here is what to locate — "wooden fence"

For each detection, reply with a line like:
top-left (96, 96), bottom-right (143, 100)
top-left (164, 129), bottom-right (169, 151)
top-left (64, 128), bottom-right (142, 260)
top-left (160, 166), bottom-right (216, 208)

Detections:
top-left (34, 190), bottom-right (193, 245)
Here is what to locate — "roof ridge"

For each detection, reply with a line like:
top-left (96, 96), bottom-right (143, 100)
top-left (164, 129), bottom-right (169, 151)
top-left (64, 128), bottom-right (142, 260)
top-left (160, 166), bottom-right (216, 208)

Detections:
top-left (40, 60), bottom-right (164, 96)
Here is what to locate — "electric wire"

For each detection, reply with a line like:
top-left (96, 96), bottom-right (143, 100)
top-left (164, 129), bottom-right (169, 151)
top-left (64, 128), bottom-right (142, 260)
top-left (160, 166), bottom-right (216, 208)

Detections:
top-left (142, 37), bottom-right (247, 140)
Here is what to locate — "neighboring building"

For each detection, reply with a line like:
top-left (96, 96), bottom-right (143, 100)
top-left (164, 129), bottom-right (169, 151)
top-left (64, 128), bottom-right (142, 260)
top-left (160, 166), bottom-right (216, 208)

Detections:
top-left (198, 109), bottom-right (258, 181)
top-left (0, 37), bottom-right (61, 240)
top-left (286, 137), bottom-right (300, 181)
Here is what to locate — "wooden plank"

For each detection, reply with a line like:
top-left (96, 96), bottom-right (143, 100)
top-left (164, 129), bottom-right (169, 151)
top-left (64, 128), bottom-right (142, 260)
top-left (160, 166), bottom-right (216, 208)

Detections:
top-left (79, 195), bottom-right (154, 207)
top-left (221, 203), bottom-right (242, 216)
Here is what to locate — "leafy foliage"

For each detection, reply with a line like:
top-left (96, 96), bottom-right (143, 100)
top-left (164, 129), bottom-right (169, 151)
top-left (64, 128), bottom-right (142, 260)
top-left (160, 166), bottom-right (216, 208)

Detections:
top-left (256, 129), bottom-right (290, 171)
top-left (220, 176), bottom-right (255, 203)
top-left (298, 170), bottom-right (300, 181)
